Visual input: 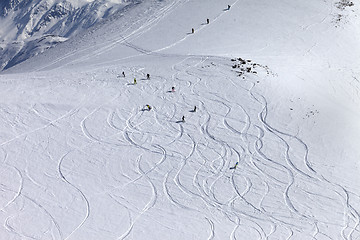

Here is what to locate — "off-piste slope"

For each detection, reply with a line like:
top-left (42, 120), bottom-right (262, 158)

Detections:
top-left (0, 0), bottom-right (360, 239)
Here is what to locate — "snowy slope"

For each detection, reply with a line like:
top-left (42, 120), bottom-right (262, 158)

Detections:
top-left (0, 0), bottom-right (360, 239)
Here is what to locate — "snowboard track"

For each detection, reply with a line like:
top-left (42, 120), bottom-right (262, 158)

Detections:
top-left (1, 49), bottom-right (359, 240)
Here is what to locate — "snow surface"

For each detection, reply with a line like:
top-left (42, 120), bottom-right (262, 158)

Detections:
top-left (0, 0), bottom-right (360, 239)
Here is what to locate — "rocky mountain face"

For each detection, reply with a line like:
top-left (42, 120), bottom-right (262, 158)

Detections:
top-left (0, 0), bottom-right (134, 70)
top-left (0, 0), bottom-right (21, 15)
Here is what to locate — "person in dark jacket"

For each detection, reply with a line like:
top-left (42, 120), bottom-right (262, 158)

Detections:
top-left (230, 162), bottom-right (238, 170)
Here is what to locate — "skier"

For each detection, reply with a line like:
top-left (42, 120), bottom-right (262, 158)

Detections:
top-left (227, 5), bottom-right (231, 10)
top-left (207, 18), bottom-right (209, 24)
top-left (230, 162), bottom-right (238, 170)
top-left (171, 86), bottom-right (175, 92)
top-left (182, 116), bottom-right (185, 122)
top-left (134, 78), bottom-right (137, 84)
top-left (146, 104), bottom-right (152, 111)
top-left (122, 71), bottom-right (125, 77)
top-left (191, 28), bottom-right (194, 34)
top-left (193, 106), bottom-right (197, 112)
top-left (146, 73), bottom-right (150, 80)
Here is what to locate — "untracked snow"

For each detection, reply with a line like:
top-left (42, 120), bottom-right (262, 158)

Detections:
top-left (0, 0), bottom-right (359, 239)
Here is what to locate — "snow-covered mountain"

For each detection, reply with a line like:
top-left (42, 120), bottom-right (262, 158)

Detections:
top-left (0, 0), bottom-right (359, 239)
top-left (0, 0), bottom-right (135, 70)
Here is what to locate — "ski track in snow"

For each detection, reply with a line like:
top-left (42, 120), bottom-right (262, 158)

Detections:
top-left (205, 217), bottom-right (215, 240)
top-left (0, 158), bottom-right (63, 239)
top-left (58, 152), bottom-right (90, 240)
top-left (1, 55), bottom-right (358, 239)
top-left (116, 155), bottom-right (158, 240)
top-left (35, 0), bottom-right (191, 72)
top-left (1, 5), bottom-right (360, 237)
top-left (154, 56), bottom-right (359, 238)
top-left (0, 149), bottom-right (23, 212)
top-left (0, 97), bottom-right (85, 147)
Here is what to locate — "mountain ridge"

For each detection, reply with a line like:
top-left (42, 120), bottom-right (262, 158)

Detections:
top-left (0, 0), bottom-right (136, 70)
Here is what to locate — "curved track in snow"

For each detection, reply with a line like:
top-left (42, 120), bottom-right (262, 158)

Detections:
top-left (1, 54), bottom-right (359, 240)
top-left (1, 0), bottom-right (359, 238)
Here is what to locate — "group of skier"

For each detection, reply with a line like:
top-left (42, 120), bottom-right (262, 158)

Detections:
top-left (123, 70), bottom-right (237, 170)
top-left (191, 4), bottom-right (231, 34)
top-left (121, 71), bottom-right (197, 123)
top-left (122, 4), bottom-right (239, 168)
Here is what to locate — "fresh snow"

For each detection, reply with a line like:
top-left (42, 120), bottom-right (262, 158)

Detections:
top-left (0, 0), bottom-right (360, 239)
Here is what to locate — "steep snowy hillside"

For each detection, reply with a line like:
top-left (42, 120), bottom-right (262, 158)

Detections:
top-left (0, 0), bottom-right (359, 239)
top-left (0, 0), bottom-right (135, 70)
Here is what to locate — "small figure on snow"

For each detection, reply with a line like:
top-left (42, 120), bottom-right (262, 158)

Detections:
top-left (145, 104), bottom-right (152, 111)
top-left (191, 28), bottom-right (194, 34)
top-left (171, 86), bottom-right (175, 92)
top-left (182, 116), bottom-right (185, 122)
top-left (134, 78), bottom-right (137, 84)
top-left (206, 18), bottom-right (210, 24)
top-left (192, 106), bottom-right (197, 112)
top-left (146, 73), bottom-right (150, 80)
top-left (230, 162), bottom-right (238, 170)
top-left (227, 5), bottom-right (231, 10)
top-left (122, 71), bottom-right (126, 77)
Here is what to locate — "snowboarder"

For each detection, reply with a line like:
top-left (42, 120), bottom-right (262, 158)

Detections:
top-left (227, 5), bottom-right (231, 10)
top-left (134, 78), bottom-right (137, 84)
top-left (191, 28), bottom-right (194, 34)
top-left (193, 106), bottom-right (197, 112)
top-left (206, 18), bottom-right (209, 24)
top-left (146, 73), bottom-right (150, 80)
top-left (122, 71), bottom-right (125, 77)
top-left (171, 86), bottom-right (175, 92)
top-left (146, 104), bottom-right (152, 111)
top-left (182, 116), bottom-right (185, 122)
top-left (230, 162), bottom-right (238, 170)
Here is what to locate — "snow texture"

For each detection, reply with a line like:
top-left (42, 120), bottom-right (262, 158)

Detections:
top-left (0, 0), bottom-right (359, 239)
